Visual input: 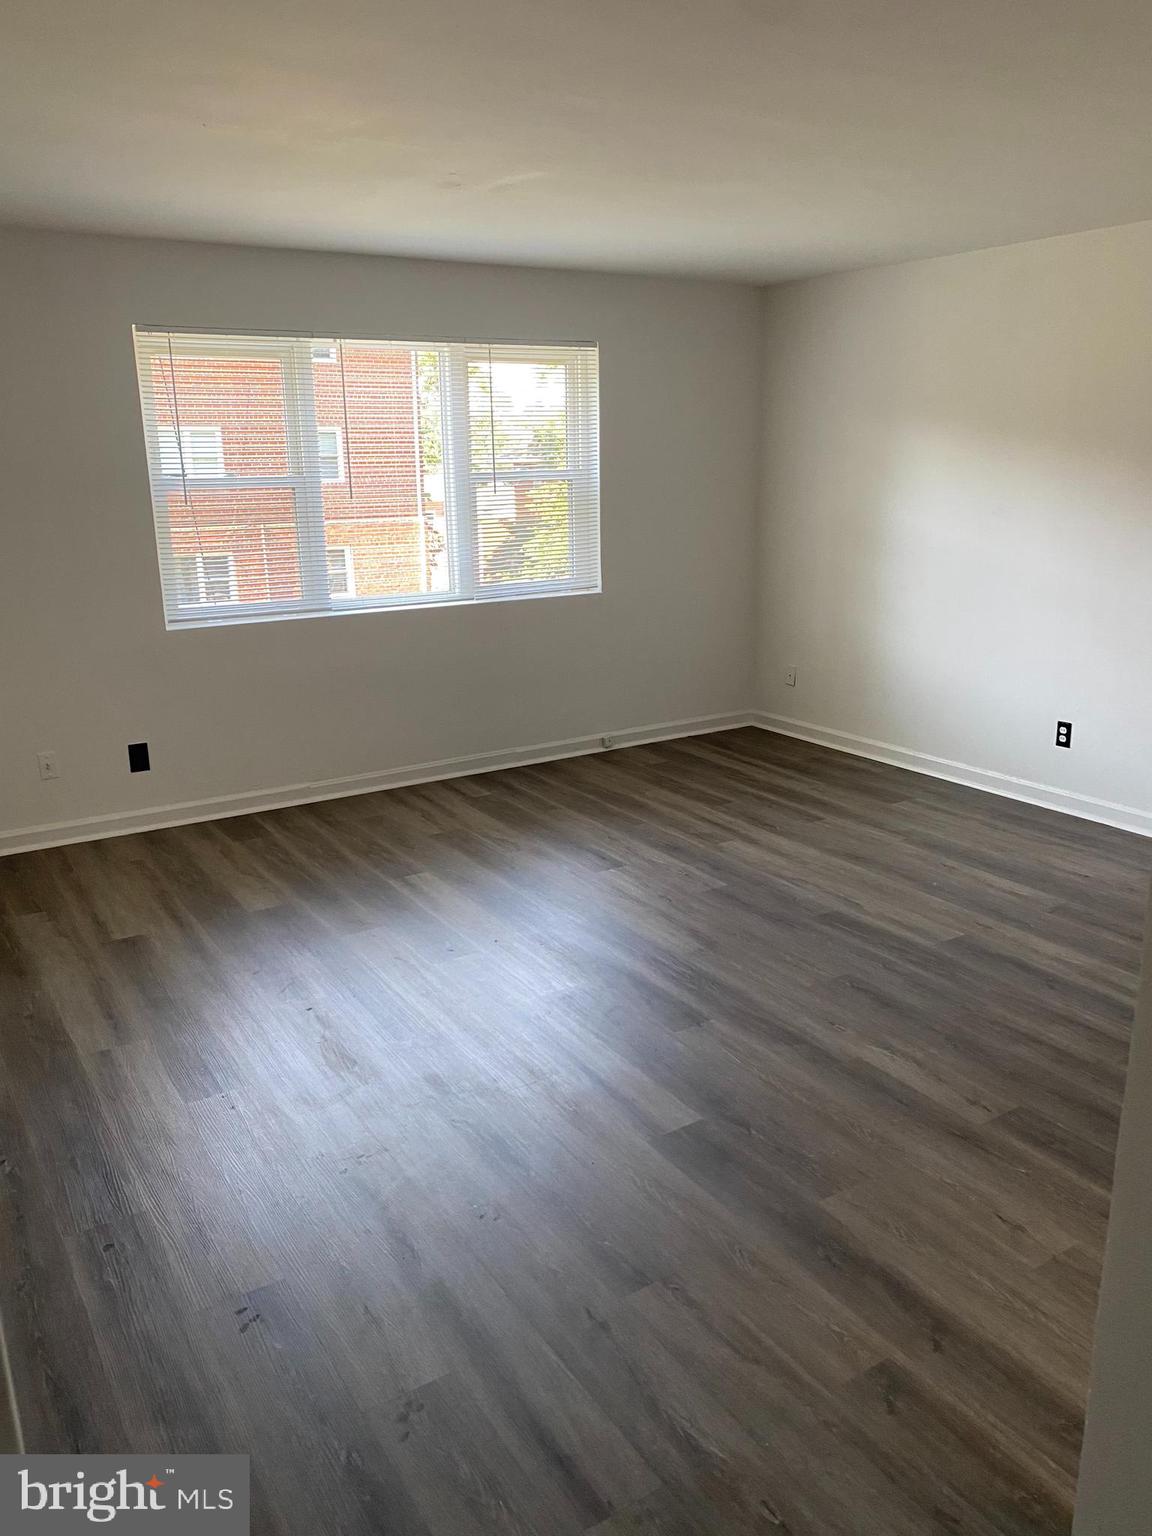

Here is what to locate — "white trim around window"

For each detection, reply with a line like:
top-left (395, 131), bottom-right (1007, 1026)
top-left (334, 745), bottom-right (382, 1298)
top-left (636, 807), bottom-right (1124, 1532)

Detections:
top-left (133, 328), bottom-right (600, 629)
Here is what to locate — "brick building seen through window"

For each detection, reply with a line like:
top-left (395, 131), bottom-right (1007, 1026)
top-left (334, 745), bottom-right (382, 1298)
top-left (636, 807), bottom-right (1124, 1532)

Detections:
top-left (150, 344), bottom-right (448, 607)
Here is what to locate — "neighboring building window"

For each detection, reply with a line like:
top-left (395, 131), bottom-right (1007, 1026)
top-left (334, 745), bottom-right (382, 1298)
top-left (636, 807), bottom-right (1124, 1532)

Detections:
top-left (157, 424), bottom-right (225, 478)
top-left (326, 546), bottom-right (355, 597)
top-left (134, 329), bottom-right (600, 628)
top-left (318, 426), bottom-right (345, 482)
top-left (175, 552), bottom-right (238, 606)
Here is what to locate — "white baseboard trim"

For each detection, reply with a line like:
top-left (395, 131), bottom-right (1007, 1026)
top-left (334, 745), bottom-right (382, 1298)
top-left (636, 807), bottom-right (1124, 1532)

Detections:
top-left (8, 707), bottom-right (1145, 858)
top-left (0, 710), bottom-right (757, 858)
top-left (753, 712), bottom-right (1152, 839)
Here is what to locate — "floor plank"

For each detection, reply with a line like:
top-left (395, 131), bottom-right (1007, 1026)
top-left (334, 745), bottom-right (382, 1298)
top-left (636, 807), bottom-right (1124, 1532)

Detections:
top-left (0, 728), bottom-right (1147, 1535)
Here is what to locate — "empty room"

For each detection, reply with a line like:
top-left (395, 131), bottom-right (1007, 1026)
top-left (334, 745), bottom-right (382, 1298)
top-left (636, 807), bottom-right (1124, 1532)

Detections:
top-left (1, 1), bottom-right (1151, 1532)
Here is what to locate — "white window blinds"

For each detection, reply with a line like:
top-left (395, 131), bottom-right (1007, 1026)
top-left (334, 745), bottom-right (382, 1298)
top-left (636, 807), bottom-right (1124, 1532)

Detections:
top-left (133, 329), bottom-right (600, 627)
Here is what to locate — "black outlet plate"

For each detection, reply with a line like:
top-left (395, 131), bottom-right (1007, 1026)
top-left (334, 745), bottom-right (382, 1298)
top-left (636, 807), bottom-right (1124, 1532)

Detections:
top-left (128, 741), bottom-right (151, 773)
top-left (1055, 721), bottom-right (1072, 748)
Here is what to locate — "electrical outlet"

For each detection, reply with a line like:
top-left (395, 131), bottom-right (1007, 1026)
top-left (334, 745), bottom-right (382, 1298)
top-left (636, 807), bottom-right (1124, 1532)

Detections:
top-left (36, 751), bottom-right (59, 781)
top-left (128, 741), bottom-right (151, 773)
top-left (1055, 720), bottom-right (1072, 748)
top-left (785, 667), bottom-right (797, 687)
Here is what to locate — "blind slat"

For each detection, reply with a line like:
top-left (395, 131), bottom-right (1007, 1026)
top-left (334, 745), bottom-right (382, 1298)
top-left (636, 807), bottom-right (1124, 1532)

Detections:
top-left (133, 330), bottom-right (600, 628)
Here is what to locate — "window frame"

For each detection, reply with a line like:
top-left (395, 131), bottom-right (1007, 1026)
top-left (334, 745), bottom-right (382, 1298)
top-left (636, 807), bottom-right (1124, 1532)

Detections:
top-left (325, 544), bottom-right (356, 598)
top-left (135, 329), bottom-right (600, 629)
top-left (157, 423), bottom-right (225, 479)
top-left (317, 424), bottom-right (345, 483)
top-left (454, 344), bottom-right (593, 602)
top-left (175, 550), bottom-right (239, 606)
top-left (141, 334), bottom-right (325, 626)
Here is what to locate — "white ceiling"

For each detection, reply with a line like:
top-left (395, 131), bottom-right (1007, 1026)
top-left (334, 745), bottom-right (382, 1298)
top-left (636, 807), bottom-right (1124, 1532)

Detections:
top-left (4, 0), bottom-right (1152, 282)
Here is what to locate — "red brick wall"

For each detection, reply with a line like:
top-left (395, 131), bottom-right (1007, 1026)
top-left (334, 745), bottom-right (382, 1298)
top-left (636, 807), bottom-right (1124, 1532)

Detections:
top-left (150, 347), bottom-right (427, 603)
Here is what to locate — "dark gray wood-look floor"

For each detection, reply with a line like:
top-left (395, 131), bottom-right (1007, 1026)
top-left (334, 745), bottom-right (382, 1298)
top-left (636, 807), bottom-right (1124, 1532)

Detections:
top-left (0, 727), bottom-right (1147, 1535)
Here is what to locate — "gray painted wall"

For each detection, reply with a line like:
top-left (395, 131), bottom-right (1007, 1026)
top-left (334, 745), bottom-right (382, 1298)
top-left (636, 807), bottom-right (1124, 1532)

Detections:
top-left (0, 227), bottom-right (761, 844)
top-left (759, 220), bottom-right (1152, 829)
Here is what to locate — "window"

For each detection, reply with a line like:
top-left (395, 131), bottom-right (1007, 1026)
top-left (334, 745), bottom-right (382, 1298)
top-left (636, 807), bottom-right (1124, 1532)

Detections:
top-left (133, 329), bottom-right (600, 627)
top-left (175, 551), bottom-right (238, 606)
top-left (326, 546), bottom-right (355, 597)
top-left (158, 424), bottom-right (224, 478)
top-left (317, 425), bottom-right (344, 483)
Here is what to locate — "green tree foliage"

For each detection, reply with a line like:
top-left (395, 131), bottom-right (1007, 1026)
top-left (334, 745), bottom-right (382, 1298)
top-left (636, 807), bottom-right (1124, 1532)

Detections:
top-left (416, 351), bottom-right (442, 468)
top-left (484, 482), bottom-right (571, 585)
top-left (433, 356), bottom-right (573, 585)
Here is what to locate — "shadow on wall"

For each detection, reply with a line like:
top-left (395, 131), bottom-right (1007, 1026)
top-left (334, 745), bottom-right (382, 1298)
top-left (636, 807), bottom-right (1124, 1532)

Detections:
top-left (759, 251), bottom-right (1152, 810)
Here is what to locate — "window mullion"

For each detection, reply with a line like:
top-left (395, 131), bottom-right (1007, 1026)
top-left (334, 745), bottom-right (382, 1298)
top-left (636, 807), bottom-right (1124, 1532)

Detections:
top-left (284, 339), bottom-right (329, 608)
top-left (443, 344), bottom-right (477, 600)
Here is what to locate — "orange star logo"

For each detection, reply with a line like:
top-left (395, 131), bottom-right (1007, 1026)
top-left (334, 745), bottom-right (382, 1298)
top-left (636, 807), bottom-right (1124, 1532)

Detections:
top-left (146, 1476), bottom-right (164, 1489)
